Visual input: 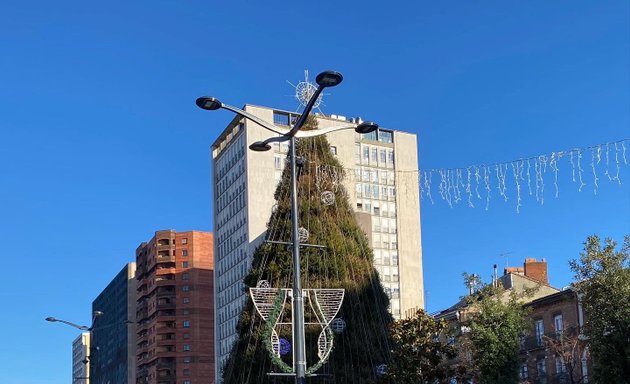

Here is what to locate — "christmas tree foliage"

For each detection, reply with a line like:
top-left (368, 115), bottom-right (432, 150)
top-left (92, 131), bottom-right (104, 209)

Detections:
top-left (221, 116), bottom-right (393, 383)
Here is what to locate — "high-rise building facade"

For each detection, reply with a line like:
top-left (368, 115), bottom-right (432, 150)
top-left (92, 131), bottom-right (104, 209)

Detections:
top-left (91, 262), bottom-right (137, 384)
top-left (72, 332), bottom-right (90, 384)
top-left (211, 105), bottom-right (424, 379)
top-left (135, 230), bottom-right (214, 384)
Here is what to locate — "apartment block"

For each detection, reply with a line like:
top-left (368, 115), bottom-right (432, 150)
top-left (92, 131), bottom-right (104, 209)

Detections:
top-left (135, 230), bottom-right (214, 384)
top-left (72, 332), bottom-right (90, 384)
top-left (91, 262), bottom-right (137, 384)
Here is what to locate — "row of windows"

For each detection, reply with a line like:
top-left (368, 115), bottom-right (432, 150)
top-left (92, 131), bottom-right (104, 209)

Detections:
top-left (216, 200), bottom-right (247, 248)
top-left (214, 122), bottom-right (243, 157)
top-left (355, 144), bottom-right (395, 167)
top-left (218, 255), bottom-right (248, 293)
top-left (216, 174), bottom-right (245, 213)
top-left (359, 128), bottom-right (393, 143)
top-left (273, 111), bottom-right (300, 127)
top-left (355, 184), bottom-right (397, 201)
top-left (215, 133), bottom-right (245, 183)
top-left (519, 356), bottom-right (571, 380)
top-left (354, 168), bottom-right (396, 185)
top-left (374, 250), bottom-right (399, 266)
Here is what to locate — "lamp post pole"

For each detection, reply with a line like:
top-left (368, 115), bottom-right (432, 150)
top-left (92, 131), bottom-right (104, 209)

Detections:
top-left (46, 311), bottom-right (103, 383)
top-left (196, 70), bottom-right (378, 383)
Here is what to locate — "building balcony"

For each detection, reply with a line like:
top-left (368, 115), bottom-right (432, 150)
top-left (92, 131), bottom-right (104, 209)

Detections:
top-left (156, 256), bottom-right (175, 263)
top-left (520, 333), bottom-right (557, 351)
top-left (157, 301), bottom-right (176, 310)
top-left (136, 330), bottom-right (148, 341)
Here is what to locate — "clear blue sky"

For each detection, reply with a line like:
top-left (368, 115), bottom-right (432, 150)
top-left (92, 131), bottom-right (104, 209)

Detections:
top-left (0, 1), bottom-right (628, 383)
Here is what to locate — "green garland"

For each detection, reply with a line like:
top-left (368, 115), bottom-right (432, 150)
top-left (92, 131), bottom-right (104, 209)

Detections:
top-left (261, 290), bottom-right (293, 373)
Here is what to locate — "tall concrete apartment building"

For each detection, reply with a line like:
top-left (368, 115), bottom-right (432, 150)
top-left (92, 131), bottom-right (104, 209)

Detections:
top-left (91, 262), bottom-right (137, 384)
top-left (72, 332), bottom-right (90, 384)
top-left (135, 230), bottom-right (214, 384)
top-left (211, 105), bottom-right (424, 378)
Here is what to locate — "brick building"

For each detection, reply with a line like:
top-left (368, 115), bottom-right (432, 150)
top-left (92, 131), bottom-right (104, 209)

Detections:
top-left (135, 230), bottom-right (214, 384)
top-left (435, 258), bottom-right (590, 384)
top-left (519, 289), bottom-right (590, 384)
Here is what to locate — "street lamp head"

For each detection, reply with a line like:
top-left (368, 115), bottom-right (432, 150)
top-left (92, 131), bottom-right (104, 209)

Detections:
top-left (196, 96), bottom-right (222, 111)
top-left (355, 121), bottom-right (378, 134)
top-left (45, 317), bottom-right (56, 322)
top-left (93, 311), bottom-right (104, 318)
top-left (316, 71), bottom-right (343, 88)
top-left (249, 141), bottom-right (272, 152)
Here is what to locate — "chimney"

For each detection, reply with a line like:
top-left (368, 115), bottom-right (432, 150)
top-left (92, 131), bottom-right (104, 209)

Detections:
top-left (524, 258), bottom-right (548, 284)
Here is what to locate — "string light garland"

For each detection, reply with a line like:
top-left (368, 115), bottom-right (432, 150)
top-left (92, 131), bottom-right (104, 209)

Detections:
top-left (314, 139), bottom-right (628, 213)
top-left (419, 139), bottom-right (628, 212)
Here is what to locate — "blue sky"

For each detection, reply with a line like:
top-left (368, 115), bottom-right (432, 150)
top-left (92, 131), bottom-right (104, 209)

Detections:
top-left (0, 1), bottom-right (628, 383)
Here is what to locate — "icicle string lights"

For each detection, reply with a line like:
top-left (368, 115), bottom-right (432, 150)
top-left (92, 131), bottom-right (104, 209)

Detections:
top-left (417, 139), bottom-right (629, 212)
top-left (312, 139), bottom-right (628, 213)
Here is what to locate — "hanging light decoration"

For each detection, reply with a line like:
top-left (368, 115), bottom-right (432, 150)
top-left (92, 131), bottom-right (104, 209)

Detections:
top-left (298, 227), bottom-right (309, 243)
top-left (331, 318), bottom-right (346, 334)
top-left (320, 191), bottom-right (335, 206)
top-left (279, 338), bottom-right (291, 356)
top-left (256, 280), bottom-right (270, 289)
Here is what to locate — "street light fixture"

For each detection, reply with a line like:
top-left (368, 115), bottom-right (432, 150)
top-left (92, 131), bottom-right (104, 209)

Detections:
top-left (45, 311), bottom-right (104, 331)
top-left (196, 70), bottom-right (379, 384)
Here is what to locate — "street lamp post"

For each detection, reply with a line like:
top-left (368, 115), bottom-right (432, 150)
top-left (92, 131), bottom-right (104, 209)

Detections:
top-left (197, 70), bottom-right (378, 383)
top-left (46, 311), bottom-right (104, 383)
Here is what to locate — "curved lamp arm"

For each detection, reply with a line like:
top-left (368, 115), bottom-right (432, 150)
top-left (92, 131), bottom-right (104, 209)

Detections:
top-left (45, 317), bottom-right (90, 331)
top-left (295, 125), bottom-right (358, 138)
top-left (220, 103), bottom-right (290, 136)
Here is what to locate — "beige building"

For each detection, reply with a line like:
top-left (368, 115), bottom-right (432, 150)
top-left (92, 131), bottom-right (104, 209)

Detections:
top-left (211, 105), bottom-right (424, 380)
top-left (72, 332), bottom-right (90, 384)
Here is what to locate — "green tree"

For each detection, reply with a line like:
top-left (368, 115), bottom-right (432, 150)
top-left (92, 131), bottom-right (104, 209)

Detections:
top-left (461, 275), bottom-right (531, 384)
top-left (384, 309), bottom-right (459, 384)
top-left (221, 116), bottom-right (393, 383)
top-left (569, 235), bottom-right (630, 384)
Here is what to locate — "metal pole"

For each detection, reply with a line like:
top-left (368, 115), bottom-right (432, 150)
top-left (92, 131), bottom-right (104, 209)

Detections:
top-left (289, 135), bottom-right (306, 384)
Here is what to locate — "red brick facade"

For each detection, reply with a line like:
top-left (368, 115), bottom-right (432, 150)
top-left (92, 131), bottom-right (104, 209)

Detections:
top-left (135, 230), bottom-right (214, 384)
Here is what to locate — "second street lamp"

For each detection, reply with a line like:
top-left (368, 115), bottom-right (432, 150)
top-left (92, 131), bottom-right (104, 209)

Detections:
top-left (197, 70), bottom-right (378, 384)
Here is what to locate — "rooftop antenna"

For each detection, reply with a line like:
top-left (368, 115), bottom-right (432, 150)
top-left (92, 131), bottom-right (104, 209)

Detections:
top-left (500, 251), bottom-right (513, 270)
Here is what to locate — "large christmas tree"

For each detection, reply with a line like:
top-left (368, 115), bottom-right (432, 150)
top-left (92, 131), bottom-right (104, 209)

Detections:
top-left (221, 116), bottom-right (393, 383)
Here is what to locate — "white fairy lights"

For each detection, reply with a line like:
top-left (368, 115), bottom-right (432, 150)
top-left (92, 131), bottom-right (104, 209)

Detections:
top-left (418, 139), bottom-right (628, 212)
top-left (313, 139), bottom-right (628, 213)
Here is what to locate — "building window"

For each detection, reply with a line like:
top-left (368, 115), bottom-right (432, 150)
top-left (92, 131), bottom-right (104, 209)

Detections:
top-left (183, 320), bottom-right (190, 328)
top-left (330, 146), bottom-right (337, 155)
top-left (519, 363), bottom-right (528, 379)
top-left (182, 261), bottom-right (189, 268)
top-left (182, 273), bottom-right (189, 280)
top-left (535, 319), bottom-right (544, 346)
top-left (183, 286), bottom-right (190, 292)
top-left (183, 344), bottom-right (190, 351)
top-left (554, 314), bottom-right (564, 336)
top-left (184, 380), bottom-right (191, 384)
top-left (555, 357), bottom-right (566, 374)
top-left (182, 238), bottom-right (188, 245)
top-left (183, 333), bottom-right (190, 339)
top-left (183, 309), bottom-right (190, 315)
top-left (379, 130), bottom-right (393, 143)
top-left (183, 368), bottom-right (190, 375)
top-left (182, 250), bottom-right (188, 256)
top-left (537, 358), bottom-right (547, 377)
top-left (273, 111), bottom-right (289, 126)
top-left (183, 297), bottom-right (190, 304)
top-left (183, 356), bottom-right (191, 363)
